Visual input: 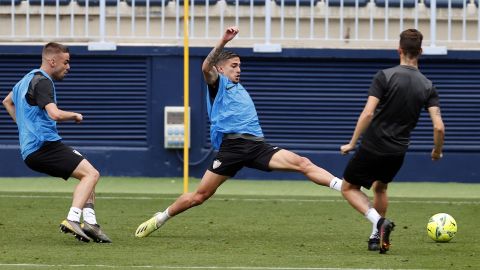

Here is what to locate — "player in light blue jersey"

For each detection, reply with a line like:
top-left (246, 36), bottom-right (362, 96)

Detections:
top-left (2, 42), bottom-right (111, 243)
top-left (135, 26), bottom-right (344, 238)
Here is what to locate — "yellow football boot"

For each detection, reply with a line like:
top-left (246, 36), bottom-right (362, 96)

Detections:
top-left (135, 214), bottom-right (161, 238)
top-left (59, 219), bottom-right (92, 242)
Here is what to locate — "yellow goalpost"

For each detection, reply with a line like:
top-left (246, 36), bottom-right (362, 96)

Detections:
top-left (183, 0), bottom-right (190, 194)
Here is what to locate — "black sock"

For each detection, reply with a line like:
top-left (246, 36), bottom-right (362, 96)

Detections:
top-left (84, 202), bottom-right (95, 210)
top-left (377, 217), bottom-right (385, 231)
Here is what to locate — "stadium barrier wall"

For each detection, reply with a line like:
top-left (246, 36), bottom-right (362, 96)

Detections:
top-left (0, 45), bottom-right (478, 182)
top-left (1, 0), bottom-right (480, 49)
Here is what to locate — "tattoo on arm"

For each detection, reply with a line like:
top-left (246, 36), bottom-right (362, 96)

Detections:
top-left (204, 47), bottom-right (223, 68)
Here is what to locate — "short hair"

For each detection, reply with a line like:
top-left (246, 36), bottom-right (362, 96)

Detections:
top-left (215, 50), bottom-right (240, 66)
top-left (42, 42), bottom-right (69, 58)
top-left (399, 29), bottom-right (423, 58)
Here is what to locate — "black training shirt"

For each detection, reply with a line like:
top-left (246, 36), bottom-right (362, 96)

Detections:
top-left (207, 76), bottom-right (220, 104)
top-left (361, 65), bottom-right (440, 154)
top-left (26, 72), bottom-right (55, 109)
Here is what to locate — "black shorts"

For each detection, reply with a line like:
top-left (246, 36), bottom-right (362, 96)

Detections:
top-left (24, 141), bottom-right (84, 180)
top-left (208, 138), bottom-right (282, 177)
top-left (343, 146), bottom-right (405, 189)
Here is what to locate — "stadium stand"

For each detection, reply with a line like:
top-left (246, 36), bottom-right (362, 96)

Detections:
top-left (273, 0), bottom-right (318, 6)
top-left (177, 0), bottom-right (218, 5)
top-left (0, 0), bottom-right (478, 46)
top-left (424, 0), bottom-right (468, 8)
top-left (0, 0), bottom-right (21, 5)
top-left (225, 0), bottom-right (265, 5)
top-left (326, 0), bottom-right (368, 6)
top-left (126, 0), bottom-right (170, 6)
top-left (77, 0), bottom-right (120, 6)
top-left (374, 0), bottom-right (417, 7)
top-left (29, 0), bottom-right (71, 5)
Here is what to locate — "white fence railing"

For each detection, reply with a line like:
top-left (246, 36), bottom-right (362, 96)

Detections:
top-left (0, 0), bottom-right (479, 50)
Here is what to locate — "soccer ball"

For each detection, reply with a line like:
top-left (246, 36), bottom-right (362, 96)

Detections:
top-left (427, 213), bottom-right (457, 242)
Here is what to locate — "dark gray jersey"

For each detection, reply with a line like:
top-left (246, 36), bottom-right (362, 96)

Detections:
top-left (26, 72), bottom-right (55, 109)
top-left (361, 65), bottom-right (440, 154)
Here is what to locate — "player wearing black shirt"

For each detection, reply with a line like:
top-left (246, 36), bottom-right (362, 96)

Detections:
top-left (26, 72), bottom-right (55, 108)
top-left (339, 29), bottom-right (445, 254)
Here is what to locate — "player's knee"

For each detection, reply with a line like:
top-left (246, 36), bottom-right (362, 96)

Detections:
top-left (88, 168), bottom-right (100, 183)
top-left (372, 182), bottom-right (388, 194)
top-left (191, 192), bottom-right (210, 206)
top-left (298, 156), bottom-right (313, 174)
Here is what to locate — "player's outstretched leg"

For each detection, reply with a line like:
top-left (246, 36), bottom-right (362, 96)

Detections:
top-left (82, 222), bottom-right (112, 243)
top-left (135, 172), bottom-right (228, 238)
top-left (60, 219), bottom-right (92, 242)
top-left (378, 218), bottom-right (395, 254)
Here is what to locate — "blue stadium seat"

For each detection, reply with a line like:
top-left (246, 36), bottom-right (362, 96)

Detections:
top-left (424, 0), bottom-right (467, 8)
top-left (274, 0), bottom-right (318, 6)
top-left (77, 0), bottom-right (119, 5)
top-left (126, 0), bottom-right (170, 5)
top-left (225, 0), bottom-right (265, 5)
top-left (29, 0), bottom-right (71, 5)
top-left (0, 0), bottom-right (21, 5)
top-left (177, 0), bottom-right (218, 4)
top-left (327, 0), bottom-right (368, 6)
top-left (375, 0), bottom-right (417, 7)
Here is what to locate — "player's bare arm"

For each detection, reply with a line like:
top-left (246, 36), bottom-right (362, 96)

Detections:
top-left (2, 91), bottom-right (16, 122)
top-left (428, 106), bottom-right (445, 160)
top-left (201, 26), bottom-right (239, 85)
top-left (45, 103), bottom-right (83, 123)
top-left (341, 95), bottom-right (380, 155)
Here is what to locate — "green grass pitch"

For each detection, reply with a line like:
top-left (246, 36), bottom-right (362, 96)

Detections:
top-left (0, 177), bottom-right (479, 270)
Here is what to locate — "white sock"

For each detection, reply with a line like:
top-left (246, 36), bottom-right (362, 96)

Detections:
top-left (83, 207), bottom-right (97, 225)
top-left (155, 207), bottom-right (171, 227)
top-left (329, 177), bottom-right (343, 191)
top-left (370, 225), bottom-right (379, 239)
top-left (365, 208), bottom-right (381, 228)
top-left (67, 207), bottom-right (82, 222)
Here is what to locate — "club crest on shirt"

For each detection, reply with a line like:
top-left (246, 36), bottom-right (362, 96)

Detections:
top-left (212, 159), bottom-right (222, 169)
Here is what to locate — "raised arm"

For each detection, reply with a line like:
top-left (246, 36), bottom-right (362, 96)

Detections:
top-left (2, 91), bottom-right (16, 122)
top-left (340, 96), bottom-right (380, 155)
top-left (428, 106), bottom-right (445, 160)
top-left (201, 26), bottom-right (239, 85)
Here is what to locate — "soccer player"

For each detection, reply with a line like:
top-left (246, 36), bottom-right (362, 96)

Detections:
top-left (135, 26), bottom-right (343, 238)
top-left (2, 42), bottom-right (111, 243)
top-left (339, 29), bottom-right (445, 253)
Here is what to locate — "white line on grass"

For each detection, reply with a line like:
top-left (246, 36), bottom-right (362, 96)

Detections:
top-left (0, 194), bottom-right (478, 204)
top-left (0, 264), bottom-right (427, 270)
top-left (0, 194), bottom-right (479, 204)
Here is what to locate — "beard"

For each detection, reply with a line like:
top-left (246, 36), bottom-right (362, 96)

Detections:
top-left (52, 71), bottom-right (66, 81)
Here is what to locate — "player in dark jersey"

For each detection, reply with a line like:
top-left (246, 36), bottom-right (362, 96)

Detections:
top-left (2, 42), bottom-right (111, 243)
top-left (339, 29), bottom-right (445, 254)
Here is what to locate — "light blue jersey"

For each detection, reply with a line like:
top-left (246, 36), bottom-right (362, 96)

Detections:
top-left (206, 74), bottom-right (263, 150)
top-left (11, 69), bottom-right (61, 160)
